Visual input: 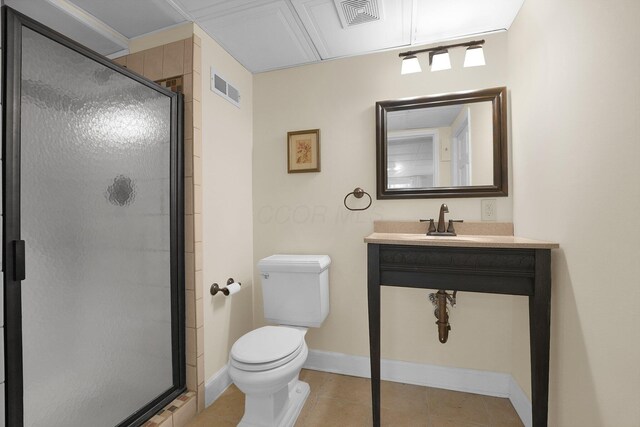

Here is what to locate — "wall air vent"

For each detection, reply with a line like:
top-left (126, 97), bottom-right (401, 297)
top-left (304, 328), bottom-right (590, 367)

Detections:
top-left (334, 0), bottom-right (384, 28)
top-left (210, 67), bottom-right (240, 108)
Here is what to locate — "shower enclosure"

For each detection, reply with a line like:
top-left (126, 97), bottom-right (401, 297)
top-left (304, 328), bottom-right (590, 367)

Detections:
top-left (2, 7), bottom-right (184, 426)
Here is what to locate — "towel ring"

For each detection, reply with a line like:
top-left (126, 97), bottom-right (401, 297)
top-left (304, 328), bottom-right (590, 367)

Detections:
top-left (344, 187), bottom-right (372, 211)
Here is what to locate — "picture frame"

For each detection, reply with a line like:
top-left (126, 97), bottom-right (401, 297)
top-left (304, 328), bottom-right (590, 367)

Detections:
top-left (287, 129), bottom-right (320, 173)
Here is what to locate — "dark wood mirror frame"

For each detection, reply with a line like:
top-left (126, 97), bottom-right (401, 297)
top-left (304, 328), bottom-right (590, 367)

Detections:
top-left (376, 86), bottom-right (508, 199)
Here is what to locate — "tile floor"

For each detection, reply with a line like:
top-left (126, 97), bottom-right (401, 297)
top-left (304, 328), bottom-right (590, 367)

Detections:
top-left (186, 369), bottom-right (523, 427)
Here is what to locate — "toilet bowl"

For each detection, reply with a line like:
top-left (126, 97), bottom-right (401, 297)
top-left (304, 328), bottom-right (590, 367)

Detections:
top-left (227, 254), bottom-right (331, 427)
top-left (229, 326), bottom-right (310, 427)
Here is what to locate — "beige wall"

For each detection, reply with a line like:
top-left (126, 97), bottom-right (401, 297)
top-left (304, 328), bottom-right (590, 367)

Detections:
top-left (508, 0), bottom-right (640, 425)
top-left (253, 32), bottom-right (516, 372)
top-left (195, 25), bottom-right (255, 381)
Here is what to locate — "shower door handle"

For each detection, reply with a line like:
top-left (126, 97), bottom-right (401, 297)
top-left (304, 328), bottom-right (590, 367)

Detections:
top-left (13, 239), bottom-right (26, 281)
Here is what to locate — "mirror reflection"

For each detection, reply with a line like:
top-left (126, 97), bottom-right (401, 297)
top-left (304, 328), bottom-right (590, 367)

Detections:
top-left (376, 87), bottom-right (507, 199)
top-left (386, 101), bottom-right (493, 189)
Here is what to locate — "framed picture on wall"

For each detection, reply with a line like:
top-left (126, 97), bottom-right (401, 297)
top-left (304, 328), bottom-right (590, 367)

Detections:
top-left (287, 129), bottom-right (320, 173)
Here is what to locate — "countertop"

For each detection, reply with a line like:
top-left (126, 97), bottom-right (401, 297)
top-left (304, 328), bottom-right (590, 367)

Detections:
top-left (364, 232), bottom-right (559, 249)
top-left (365, 221), bottom-right (559, 249)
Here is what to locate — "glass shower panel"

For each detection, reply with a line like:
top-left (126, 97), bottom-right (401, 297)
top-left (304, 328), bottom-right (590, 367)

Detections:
top-left (20, 28), bottom-right (173, 426)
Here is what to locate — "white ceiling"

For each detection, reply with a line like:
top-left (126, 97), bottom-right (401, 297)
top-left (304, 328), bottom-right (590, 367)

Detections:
top-left (5, 0), bottom-right (524, 73)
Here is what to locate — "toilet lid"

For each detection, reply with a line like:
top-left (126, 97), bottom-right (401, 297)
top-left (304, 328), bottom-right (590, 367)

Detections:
top-left (230, 326), bottom-right (304, 371)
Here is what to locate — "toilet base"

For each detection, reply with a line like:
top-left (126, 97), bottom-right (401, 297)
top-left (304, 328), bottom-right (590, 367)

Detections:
top-left (238, 380), bottom-right (310, 427)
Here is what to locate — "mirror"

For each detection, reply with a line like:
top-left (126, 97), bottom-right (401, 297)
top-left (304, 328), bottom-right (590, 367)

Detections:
top-left (376, 87), bottom-right (508, 199)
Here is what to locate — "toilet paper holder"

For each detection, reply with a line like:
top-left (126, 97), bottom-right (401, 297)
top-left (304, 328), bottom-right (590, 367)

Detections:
top-left (210, 278), bottom-right (242, 296)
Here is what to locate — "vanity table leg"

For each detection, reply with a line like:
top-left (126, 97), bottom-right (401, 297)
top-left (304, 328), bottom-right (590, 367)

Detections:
top-left (530, 249), bottom-right (552, 427)
top-left (367, 244), bottom-right (381, 427)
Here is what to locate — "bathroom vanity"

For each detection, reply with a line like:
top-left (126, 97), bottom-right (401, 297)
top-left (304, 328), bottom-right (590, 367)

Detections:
top-left (364, 221), bottom-right (558, 427)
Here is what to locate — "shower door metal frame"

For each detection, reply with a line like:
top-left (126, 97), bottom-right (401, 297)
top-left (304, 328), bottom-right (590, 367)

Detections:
top-left (2, 6), bottom-right (185, 426)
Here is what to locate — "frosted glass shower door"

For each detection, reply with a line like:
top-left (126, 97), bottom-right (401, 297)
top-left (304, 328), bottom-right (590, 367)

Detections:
top-left (3, 8), bottom-right (184, 427)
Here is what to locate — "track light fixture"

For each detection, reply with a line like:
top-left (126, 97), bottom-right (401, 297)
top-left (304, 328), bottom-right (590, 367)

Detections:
top-left (399, 39), bottom-right (485, 74)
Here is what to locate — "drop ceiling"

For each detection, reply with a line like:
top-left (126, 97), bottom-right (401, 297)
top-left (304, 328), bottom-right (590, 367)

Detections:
top-left (5, 0), bottom-right (525, 73)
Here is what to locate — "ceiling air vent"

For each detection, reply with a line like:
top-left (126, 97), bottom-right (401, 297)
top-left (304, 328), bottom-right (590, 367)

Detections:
top-left (210, 67), bottom-right (240, 108)
top-left (334, 0), bottom-right (384, 28)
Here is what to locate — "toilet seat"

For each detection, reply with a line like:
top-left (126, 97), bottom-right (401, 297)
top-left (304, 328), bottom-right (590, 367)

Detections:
top-left (230, 326), bottom-right (305, 372)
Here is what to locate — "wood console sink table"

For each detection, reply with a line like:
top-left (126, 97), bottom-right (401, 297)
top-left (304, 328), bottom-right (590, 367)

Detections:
top-left (365, 225), bottom-right (559, 427)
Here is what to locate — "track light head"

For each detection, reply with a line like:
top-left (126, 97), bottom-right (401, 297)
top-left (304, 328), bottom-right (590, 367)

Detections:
top-left (430, 50), bottom-right (451, 72)
top-left (400, 55), bottom-right (421, 74)
top-left (464, 45), bottom-right (486, 67)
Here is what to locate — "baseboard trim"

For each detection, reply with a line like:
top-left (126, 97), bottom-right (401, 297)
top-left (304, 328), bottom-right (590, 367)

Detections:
top-left (204, 364), bottom-right (232, 407)
top-left (509, 375), bottom-right (533, 427)
top-left (304, 349), bottom-right (532, 426)
top-left (204, 349), bottom-right (533, 427)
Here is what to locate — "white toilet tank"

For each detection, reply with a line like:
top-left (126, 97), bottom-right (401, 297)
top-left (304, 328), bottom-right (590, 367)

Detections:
top-left (258, 254), bottom-right (331, 328)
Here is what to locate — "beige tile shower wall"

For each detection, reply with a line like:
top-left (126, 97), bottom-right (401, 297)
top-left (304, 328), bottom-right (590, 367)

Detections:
top-left (187, 34), bottom-right (205, 413)
top-left (253, 32), bottom-right (515, 373)
top-left (114, 33), bottom-right (202, 424)
top-left (193, 24), bottom-right (255, 384)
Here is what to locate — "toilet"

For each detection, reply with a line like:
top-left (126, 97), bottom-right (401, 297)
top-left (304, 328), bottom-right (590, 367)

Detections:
top-left (228, 254), bottom-right (331, 427)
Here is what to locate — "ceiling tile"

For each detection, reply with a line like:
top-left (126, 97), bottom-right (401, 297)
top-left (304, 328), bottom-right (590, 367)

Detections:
top-left (413, 0), bottom-right (525, 44)
top-left (6, 0), bottom-right (125, 56)
top-left (67, 0), bottom-right (187, 39)
top-left (291, 0), bottom-right (412, 59)
top-left (170, 0), bottom-right (234, 18)
top-left (196, 0), bottom-right (320, 73)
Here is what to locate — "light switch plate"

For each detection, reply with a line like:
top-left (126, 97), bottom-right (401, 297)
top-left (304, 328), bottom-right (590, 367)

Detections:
top-left (481, 199), bottom-right (497, 221)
